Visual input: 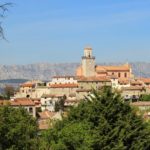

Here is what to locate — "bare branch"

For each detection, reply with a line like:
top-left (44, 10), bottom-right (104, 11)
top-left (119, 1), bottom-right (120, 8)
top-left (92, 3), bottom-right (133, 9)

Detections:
top-left (0, 2), bottom-right (12, 40)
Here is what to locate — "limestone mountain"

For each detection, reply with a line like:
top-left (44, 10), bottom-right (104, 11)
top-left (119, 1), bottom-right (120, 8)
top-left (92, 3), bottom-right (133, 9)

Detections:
top-left (0, 62), bottom-right (149, 81)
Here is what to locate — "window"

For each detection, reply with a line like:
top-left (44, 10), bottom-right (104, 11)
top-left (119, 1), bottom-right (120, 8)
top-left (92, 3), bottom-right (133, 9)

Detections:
top-left (124, 73), bottom-right (127, 78)
top-left (29, 107), bottom-right (33, 113)
top-left (118, 73), bottom-right (121, 78)
top-left (26, 95), bottom-right (30, 98)
top-left (49, 100), bottom-right (52, 104)
top-left (112, 72), bottom-right (114, 75)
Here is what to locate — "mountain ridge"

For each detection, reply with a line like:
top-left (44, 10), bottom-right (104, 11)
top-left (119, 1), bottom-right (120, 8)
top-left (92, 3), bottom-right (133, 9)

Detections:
top-left (0, 62), bottom-right (150, 80)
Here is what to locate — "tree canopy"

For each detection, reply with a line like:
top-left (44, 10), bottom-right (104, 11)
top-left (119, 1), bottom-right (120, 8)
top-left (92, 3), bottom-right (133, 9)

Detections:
top-left (2, 85), bottom-right (15, 99)
top-left (41, 87), bottom-right (150, 150)
top-left (140, 94), bottom-right (150, 101)
top-left (0, 106), bottom-right (38, 150)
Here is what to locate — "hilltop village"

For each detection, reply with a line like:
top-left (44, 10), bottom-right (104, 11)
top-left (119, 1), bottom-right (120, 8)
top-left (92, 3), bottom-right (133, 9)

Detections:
top-left (15, 47), bottom-right (150, 99)
top-left (2, 47), bottom-right (150, 129)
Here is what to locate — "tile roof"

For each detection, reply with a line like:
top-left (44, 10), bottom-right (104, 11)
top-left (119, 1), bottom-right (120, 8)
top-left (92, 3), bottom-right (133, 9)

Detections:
top-left (21, 83), bottom-right (35, 88)
top-left (139, 78), bottom-right (150, 84)
top-left (96, 65), bottom-right (130, 72)
top-left (38, 111), bottom-right (56, 119)
top-left (38, 122), bottom-right (49, 130)
top-left (0, 99), bottom-right (35, 106)
top-left (11, 98), bottom-right (35, 106)
top-left (38, 111), bottom-right (62, 129)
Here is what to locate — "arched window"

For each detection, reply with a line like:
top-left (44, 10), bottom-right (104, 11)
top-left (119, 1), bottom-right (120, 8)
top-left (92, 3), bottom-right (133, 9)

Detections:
top-left (118, 72), bottom-right (121, 78)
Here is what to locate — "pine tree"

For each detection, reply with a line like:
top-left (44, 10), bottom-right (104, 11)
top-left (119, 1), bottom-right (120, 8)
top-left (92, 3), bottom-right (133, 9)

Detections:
top-left (41, 87), bottom-right (150, 150)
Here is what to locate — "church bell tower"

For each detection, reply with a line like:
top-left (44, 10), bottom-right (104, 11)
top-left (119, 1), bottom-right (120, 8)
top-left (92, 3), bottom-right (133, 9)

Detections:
top-left (82, 47), bottom-right (95, 77)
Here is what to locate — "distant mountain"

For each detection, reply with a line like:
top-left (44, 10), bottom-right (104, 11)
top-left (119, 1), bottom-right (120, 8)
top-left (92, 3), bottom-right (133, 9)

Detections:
top-left (0, 63), bottom-right (79, 80)
top-left (0, 62), bottom-right (149, 81)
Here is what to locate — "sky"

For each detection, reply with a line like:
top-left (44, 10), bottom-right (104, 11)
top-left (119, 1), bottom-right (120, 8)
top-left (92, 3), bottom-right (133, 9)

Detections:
top-left (0, 0), bottom-right (150, 65)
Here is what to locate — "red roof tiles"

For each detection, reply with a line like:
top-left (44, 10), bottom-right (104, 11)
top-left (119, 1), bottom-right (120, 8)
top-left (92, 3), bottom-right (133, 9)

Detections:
top-left (140, 78), bottom-right (150, 84)
top-left (96, 65), bottom-right (130, 72)
top-left (11, 98), bottom-right (35, 106)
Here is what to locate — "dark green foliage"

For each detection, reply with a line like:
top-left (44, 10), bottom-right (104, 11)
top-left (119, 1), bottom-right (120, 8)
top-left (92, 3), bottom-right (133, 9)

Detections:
top-left (0, 106), bottom-right (38, 150)
top-left (41, 87), bottom-right (150, 150)
top-left (140, 94), bottom-right (150, 101)
top-left (55, 95), bottom-right (66, 112)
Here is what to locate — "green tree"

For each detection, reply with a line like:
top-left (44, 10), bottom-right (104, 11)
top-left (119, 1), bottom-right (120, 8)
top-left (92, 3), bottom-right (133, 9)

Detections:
top-left (140, 94), bottom-right (150, 101)
top-left (55, 95), bottom-right (66, 112)
top-left (2, 85), bottom-right (15, 99)
top-left (0, 106), bottom-right (38, 150)
top-left (41, 87), bottom-right (150, 150)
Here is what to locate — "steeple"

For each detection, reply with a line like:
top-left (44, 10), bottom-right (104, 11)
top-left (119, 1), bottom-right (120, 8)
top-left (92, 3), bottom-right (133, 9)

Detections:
top-left (82, 47), bottom-right (95, 77)
top-left (84, 47), bottom-right (93, 58)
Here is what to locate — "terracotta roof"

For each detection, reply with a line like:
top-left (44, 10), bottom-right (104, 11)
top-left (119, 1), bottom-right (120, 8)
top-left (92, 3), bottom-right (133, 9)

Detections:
top-left (0, 99), bottom-right (35, 106)
top-left (96, 67), bottom-right (107, 73)
top-left (31, 98), bottom-right (41, 101)
top-left (38, 111), bottom-right (56, 119)
top-left (50, 83), bottom-right (78, 88)
top-left (38, 122), bottom-right (49, 130)
top-left (131, 101), bottom-right (150, 106)
top-left (11, 98), bottom-right (35, 106)
top-left (38, 111), bottom-right (62, 130)
top-left (21, 83), bottom-right (35, 88)
top-left (96, 65), bottom-right (130, 72)
top-left (139, 78), bottom-right (150, 84)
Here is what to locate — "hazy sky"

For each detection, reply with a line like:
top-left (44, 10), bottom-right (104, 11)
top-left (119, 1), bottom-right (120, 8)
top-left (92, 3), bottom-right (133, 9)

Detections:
top-left (0, 0), bottom-right (150, 64)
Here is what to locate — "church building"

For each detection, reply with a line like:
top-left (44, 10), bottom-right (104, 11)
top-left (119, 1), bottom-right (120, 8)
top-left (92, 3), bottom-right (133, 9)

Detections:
top-left (76, 47), bottom-right (133, 79)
